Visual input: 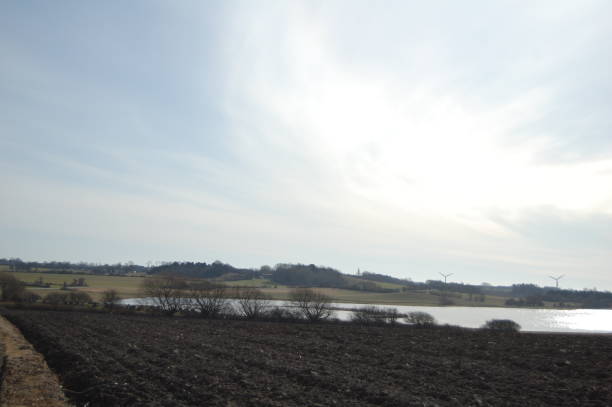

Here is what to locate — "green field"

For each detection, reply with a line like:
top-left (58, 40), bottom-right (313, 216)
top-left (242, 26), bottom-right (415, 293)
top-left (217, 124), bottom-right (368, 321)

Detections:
top-left (343, 275), bottom-right (406, 290)
top-left (257, 286), bottom-right (509, 307)
top-left (0, 264), bottom-right (95, 274)
top-left (218, 276), bottom-right (509, 307)
top-left (217, 278), bottom-right (283, 288)
top-left (3, 271), bottom-right (526, 308)
top-left (9, 271), bottom-right (146, 301)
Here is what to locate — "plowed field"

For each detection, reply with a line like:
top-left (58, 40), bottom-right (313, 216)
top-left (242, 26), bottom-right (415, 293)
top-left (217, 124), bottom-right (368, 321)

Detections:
top-left (3, 309), bottom-right (611, 406)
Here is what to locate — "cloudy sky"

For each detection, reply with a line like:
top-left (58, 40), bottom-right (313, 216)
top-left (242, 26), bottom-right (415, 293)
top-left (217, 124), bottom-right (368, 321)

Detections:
top-left (1, 1), bottom-right (611, 289)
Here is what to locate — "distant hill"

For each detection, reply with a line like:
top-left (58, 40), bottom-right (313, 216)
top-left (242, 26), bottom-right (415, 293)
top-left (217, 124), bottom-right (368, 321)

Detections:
top-left (0, 258), bottom-right (145, 275)
top-left (3, 257), bottom-right (612, 308)
top-left (270, 263), bottom-right (346, 287)
top-left (149, 261), bottom-right (254, 280)
top-left (358, 271), bottom-right (411, 286)
top-left (269, 264), bottom-right (398, 293)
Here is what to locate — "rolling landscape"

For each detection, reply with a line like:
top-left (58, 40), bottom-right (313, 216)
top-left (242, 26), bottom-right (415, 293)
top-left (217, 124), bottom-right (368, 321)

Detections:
top-left (1, 259), bottom-right (612, 406)
top-left (1, 259), bottom-right (612, 404)
top-left (2, 1), bottom-right (612, 405)
top-left (3, 258), bottom-right (612, 310)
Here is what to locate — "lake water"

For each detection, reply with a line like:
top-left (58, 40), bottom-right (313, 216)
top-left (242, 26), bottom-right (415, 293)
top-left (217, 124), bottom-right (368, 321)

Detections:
top-left (121, 298), bottom-right (612, 334)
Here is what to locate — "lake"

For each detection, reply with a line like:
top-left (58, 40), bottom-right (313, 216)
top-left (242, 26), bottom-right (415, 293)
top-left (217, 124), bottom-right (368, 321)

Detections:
top-left (121, 298), bottom-right (612, 334)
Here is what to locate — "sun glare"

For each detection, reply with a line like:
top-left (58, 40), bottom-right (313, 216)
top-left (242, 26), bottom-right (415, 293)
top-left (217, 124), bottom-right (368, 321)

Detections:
top-left (272, 70), bottom-right (612, 218)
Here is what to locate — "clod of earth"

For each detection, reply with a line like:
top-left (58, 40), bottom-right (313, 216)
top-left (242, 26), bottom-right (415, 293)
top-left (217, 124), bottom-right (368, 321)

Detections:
top-left (2, 309), bottom-right (612, 407)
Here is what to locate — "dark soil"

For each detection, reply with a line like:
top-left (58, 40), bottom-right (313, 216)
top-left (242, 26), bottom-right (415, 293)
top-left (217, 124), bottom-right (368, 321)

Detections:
top-left (3, 309), bottom-right (612, 406)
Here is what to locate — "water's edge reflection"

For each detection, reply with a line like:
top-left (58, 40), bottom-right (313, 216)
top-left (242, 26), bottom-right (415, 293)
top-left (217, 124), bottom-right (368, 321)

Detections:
top-left (120, 298), bottom-right (612, 334)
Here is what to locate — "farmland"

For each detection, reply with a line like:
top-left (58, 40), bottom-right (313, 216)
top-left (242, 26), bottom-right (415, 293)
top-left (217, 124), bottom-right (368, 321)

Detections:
top-left (4, 309), bottom-right (612, 406)
top-left (256, 286), bottom-right (509, 307)
top-left (8, 271), bottom-right (146, 301)
top-left (8, 269), bottom-right (514, 307)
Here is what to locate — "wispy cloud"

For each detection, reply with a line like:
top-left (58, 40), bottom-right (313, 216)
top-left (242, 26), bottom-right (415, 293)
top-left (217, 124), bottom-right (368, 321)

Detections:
top-left (1, 1), bottom-right (611, 289)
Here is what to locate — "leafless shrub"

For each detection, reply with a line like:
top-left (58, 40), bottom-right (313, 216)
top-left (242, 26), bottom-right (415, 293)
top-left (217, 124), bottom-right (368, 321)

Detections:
top-left (383, 307), bottom-right (402, 325)
top-left (42, 291), bottom-right (92, 306)
top-left (68, 291), bottom-right (92, 305)
top-left (141, 275), bottom-right (187, 314)
top-left (482, 319), bottom-right (521, 332)
top-left (234, 287), bottom-right (270, 319)
top-left (43, 292), bottom-right (69, 305)
top-left (102, 289), bottom-right (121, 309)
top-left (189, 282), bottom-right (228, 318)
top-left (406, 311), bottom-right (436, 326)
top-left (351, 306), bottom-right (403, 325)
top-left (0, 272), bottom-right (26, 301)
top-left (221, 304), bottom-right (240, 319)
top-left (290, 288), bottom-right (334, 322)
top-left (20, 290), bottom-right (41, 303)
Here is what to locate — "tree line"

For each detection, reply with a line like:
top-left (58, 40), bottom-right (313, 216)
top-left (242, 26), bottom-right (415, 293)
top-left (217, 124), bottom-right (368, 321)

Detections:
top-left (140, 274), bottom-right (440, 325)
top-left (4, 257), bottom-right (612, 308)
top-left (0, 258), bottom-right (145, 275)
top-left (140, 274), bottom-right (337, 322)
top-left (507, 284), bottom-right (612, 308)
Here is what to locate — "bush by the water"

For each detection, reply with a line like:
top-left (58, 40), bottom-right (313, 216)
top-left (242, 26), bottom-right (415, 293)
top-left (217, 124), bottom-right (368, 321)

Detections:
top-left (482, 319), bottom-right (521, 332)
top-left (406, 311), bottom-right (436, 325)
top-left (350, 306), bottom-right (403, 325)
top-left (289, 288), bottom-right (334, 322)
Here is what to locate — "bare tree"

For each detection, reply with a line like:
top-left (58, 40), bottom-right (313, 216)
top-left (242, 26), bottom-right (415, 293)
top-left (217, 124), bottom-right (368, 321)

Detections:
top-left (43, 292), bottom-right (69, 305)
top-left (189, 282), bottom-right (228, 318)
top-left (68, 291), bottom-right (93, 305)
top-left (102, 289), bottom-right (121, 309)
top-left (0, 272), bottom-right (27, 302)
top-left (234, 287), bottom-right (270, 319)
top-left (290, 288), bottom-right (334, 322)
top-left (383, 307), bottom-right (402, 325)
top-left (141, 274), bottom-right (187, 314)
top-left (406, 311), bottom-right (436, 326)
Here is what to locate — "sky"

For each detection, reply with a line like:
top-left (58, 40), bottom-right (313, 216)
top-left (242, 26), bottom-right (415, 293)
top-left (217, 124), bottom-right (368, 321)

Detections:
top-left (1, 1), bottom-right (611, 290)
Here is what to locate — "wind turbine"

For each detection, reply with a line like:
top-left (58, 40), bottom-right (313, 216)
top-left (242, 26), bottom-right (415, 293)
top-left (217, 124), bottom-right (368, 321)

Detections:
top-left (439, 273), bottom-right (454, 284)
top-left (549, 274), bottom-right (565, 289)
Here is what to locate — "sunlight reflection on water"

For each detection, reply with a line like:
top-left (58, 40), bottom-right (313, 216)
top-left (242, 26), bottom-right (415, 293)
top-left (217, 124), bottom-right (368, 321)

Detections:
top-left (121, 298), bottom-right (612, 333)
